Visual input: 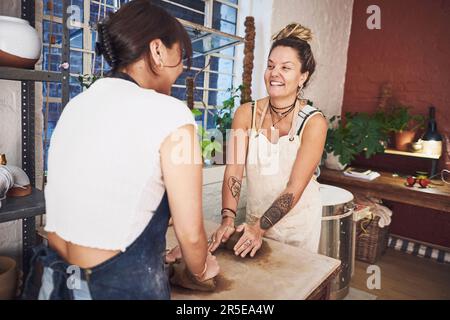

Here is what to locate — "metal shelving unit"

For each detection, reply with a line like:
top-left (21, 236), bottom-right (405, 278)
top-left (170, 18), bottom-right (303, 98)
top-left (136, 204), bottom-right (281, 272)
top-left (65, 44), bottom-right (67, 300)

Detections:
top-left (0, 0), bottom-right (70, 278)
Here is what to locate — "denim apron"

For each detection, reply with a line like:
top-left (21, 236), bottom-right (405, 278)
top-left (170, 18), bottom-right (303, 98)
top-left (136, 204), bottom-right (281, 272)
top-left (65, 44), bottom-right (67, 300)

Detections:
top-left (22, 73), bottom-right (171, 299)
top-left (22, 192), bottom-right (171, 300)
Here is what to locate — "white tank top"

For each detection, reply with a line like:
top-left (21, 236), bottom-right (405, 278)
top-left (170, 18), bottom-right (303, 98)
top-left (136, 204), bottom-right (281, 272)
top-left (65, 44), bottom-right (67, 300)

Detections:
top-left (245, 100), bottom-right (324, 252)
top-left (44, 78), bottom-right (196, 252)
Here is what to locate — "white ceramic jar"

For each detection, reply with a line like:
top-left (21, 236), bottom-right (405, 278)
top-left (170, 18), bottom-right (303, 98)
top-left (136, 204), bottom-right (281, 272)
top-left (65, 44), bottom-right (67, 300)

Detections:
top-left (0, 15), bottom-right (41, 69)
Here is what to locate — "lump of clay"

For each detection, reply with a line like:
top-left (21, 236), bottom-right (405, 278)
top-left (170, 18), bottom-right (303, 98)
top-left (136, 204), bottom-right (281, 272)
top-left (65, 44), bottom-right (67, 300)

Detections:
top-left (219, 231), bottom-right (244, 251)
top-left (168, 261), bottom-right (216, 292)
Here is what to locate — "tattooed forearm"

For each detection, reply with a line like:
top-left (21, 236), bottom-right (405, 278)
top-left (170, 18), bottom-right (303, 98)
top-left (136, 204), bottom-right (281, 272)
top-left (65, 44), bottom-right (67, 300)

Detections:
top-left (228, 176), bottom-right (242, 202)
top-left (260, 193), bottom-right (294, 230)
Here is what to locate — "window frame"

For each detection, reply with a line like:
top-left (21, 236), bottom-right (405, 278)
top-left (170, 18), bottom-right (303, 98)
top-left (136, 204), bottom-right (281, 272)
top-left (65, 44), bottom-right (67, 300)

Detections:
top-left (37, 0), bottom-right (240, 130)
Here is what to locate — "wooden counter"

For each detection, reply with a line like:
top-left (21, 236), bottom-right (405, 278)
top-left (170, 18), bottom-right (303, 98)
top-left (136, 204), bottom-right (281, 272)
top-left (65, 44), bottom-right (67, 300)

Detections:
top-left (166, 220), bottom-right (341, 300)
top-left (318, 167), bottom-right (450, 213)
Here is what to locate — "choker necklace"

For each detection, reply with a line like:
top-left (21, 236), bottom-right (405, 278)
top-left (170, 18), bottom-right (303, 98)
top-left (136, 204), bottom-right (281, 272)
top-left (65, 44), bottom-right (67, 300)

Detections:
top-left (269, 103), bottom-right (296, 131)
top-left (269, 97), bottom-right (297, 117)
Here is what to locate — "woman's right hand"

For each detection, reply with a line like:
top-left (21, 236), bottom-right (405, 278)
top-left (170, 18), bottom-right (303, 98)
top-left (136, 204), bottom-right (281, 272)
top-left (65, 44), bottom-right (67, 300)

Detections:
top-left (208, 217), bottom-right (236, 253)
top-left (195, 252), bottom-right (220, 282)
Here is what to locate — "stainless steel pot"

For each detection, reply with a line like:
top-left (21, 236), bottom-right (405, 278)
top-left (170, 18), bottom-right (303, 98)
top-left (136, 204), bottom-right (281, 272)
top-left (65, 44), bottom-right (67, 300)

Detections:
top-left (318, 184), bottom-right (355, 300)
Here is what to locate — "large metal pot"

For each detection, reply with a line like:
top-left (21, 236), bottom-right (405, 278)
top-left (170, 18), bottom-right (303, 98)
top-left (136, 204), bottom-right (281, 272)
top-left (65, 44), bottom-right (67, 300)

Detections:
top-left (318, 184), bottom-right (355, 300)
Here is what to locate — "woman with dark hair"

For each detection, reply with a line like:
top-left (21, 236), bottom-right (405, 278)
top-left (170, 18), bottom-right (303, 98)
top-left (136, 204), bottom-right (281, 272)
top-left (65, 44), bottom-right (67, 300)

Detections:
top-left (23, 0), bottom-right (219, 300)
top-left (209, 23), bottom-right (327, 257)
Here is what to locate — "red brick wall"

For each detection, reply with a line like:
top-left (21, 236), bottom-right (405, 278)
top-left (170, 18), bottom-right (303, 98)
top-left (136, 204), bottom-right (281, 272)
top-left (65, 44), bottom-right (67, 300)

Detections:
top-left (343, 0), bottom-right (450, 247)
top-left (343, 0), bottom-right (450, 166)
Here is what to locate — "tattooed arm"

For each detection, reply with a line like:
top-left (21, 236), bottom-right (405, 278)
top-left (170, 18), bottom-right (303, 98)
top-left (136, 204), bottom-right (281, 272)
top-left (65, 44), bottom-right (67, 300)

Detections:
top-left (259, 113), bottom-right (327, 231)
top-left (232, 114), bottom-right (327, 258)
top-left (208, 102), bottom-right (253, 252)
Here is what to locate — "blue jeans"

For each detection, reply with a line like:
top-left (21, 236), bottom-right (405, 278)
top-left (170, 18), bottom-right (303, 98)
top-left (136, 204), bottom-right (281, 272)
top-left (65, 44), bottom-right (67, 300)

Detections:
top-left (23, 193), bottom-right (171, 300)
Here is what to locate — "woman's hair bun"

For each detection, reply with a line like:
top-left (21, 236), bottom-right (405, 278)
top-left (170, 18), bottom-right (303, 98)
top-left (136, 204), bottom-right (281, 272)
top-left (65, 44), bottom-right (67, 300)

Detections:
top-left (272, 23), bottom-right (313, 43)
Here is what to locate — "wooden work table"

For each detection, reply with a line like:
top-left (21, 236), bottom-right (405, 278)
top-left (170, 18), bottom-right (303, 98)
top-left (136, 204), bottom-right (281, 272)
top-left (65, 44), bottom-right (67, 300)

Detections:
top-left (318, 167), bottom-right (450, 213)
top-left (166, 220), bottom-right (341, 300)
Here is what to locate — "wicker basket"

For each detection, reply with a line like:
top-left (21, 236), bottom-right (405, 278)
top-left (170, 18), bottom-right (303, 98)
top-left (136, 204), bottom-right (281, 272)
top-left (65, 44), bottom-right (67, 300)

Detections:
top-left (355, 216), bottom-right (389, 264)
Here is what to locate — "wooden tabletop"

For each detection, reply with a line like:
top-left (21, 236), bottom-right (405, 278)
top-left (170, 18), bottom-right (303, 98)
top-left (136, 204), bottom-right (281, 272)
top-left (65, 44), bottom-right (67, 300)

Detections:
top-left (318, 167), bottom-right (450, 213)
top-left (166, 220), bottom-right (341, 300)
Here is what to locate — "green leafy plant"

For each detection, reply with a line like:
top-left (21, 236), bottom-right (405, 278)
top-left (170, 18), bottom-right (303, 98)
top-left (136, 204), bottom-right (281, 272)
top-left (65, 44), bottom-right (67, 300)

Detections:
top-left (324, 115), bottom-right (356, 166)
top-left (384, 104), bottom-right (424, 132)
top-left (214, 85), bottom-right (244, 140)
top-left (324, 112), bottom-right (389, 166)
top-left (77, 74), bottom-right (101, 89)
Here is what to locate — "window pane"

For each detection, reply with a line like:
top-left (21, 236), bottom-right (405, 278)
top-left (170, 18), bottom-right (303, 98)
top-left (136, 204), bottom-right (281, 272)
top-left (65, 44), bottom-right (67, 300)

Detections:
top-left (213, 19), bottom-right (236, 34)
top-left (210, 56), bottom-right (234, 75)
top-left (213, 2), bottom-right (237, 24)
top-left (43, 21), bottom-right (63, 45)
top-left (171, 87), bottom-right (187, 101)
top-left (42, 46), bottom-right (62, 72)
top-left (70, 50), bottom-right (83, 74)
top-left (209, 73), bottom-right (233, 93)
top-left (44, 0), bottom-right (63, 18)
top-left (70, 28), bottom-right (83, 49)
top-left (176, 69), bottom-right (204, 88)
top-left (206, 109), bottom-right (218, 129)
top-left (152, 0), bottom-right (204, 25)
top-left (194, 88), bottom-right (205, 102)
top-left (220, 47), bottom-right (235, 58)
top-left (90, 2), bottom-right (114, 23)
top-left (208, 89), bottom-right (231, 107)
top-left (43, 82), bottom-right (62, 98)
top-left (191, 56), bottom-right (206, 69)
top-left (70, 76), bottom-right (83, 98)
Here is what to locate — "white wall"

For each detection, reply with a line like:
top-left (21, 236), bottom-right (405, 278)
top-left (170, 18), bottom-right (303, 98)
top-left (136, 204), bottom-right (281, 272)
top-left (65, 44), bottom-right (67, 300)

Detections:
top-left (237, 0), bottom-right (354, 117)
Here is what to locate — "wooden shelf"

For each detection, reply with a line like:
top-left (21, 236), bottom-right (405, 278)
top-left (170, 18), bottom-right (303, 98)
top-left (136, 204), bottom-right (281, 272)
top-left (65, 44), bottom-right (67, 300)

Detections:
top-left (384, 148), bottom-right (440, 160)
top-left (318, 167), bottom-right (450, 213)
top-left (0, 188), bottom-right (45, 223)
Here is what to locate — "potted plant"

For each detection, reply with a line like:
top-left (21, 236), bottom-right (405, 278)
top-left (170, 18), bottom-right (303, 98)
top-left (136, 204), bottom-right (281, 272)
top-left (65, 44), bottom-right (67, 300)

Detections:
top-left (384, 104), bottom-right (424, 151)
top-left (324, 112), bottom-right (388, 170)
top-left (324, 115), bottom-right (355, 170)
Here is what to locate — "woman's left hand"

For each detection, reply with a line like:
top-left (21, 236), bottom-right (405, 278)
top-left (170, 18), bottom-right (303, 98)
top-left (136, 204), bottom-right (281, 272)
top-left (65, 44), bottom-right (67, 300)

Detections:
top-left (233, 223), bottom-right (265, 258)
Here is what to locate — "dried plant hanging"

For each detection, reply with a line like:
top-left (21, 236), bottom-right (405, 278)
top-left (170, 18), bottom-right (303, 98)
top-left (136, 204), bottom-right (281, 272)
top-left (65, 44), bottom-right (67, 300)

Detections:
top-left (185, 76), bottom-right (194, 110)
top-left (377, 82), bottom-right (393, 111)
top-left (241, 16), bottom-right (255, 105)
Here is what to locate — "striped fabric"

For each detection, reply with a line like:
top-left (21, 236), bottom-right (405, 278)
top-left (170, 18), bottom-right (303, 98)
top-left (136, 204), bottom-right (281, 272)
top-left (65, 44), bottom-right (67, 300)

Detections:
top-left (388, 236), bottom-right (450, 264)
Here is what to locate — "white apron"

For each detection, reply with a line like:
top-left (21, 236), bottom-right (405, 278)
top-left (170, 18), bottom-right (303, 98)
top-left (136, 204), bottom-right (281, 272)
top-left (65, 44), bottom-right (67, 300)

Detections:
top-left (245, 100), bottom-right (323, 253)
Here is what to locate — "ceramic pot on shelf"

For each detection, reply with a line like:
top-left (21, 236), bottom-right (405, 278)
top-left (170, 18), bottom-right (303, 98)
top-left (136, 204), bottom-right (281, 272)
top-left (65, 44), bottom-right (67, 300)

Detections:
top-left (394, 130), bottom-right (416, 151)
top-left (324, 152), bottom-right (347, 171)
top-left (0, 15), bottom-right (41, 69)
